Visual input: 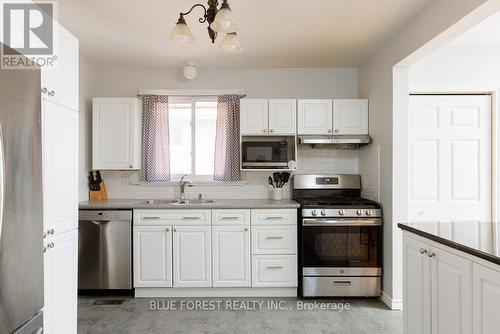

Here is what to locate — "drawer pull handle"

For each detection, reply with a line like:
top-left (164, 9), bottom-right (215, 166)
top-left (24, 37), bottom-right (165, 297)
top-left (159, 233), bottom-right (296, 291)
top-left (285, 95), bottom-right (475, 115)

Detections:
top-left (333, 281), bottom-right (352, 286)
top-left (266, 236), bottom-right (284, 240)
top-left (265, 217), bottom-right (283, 220)
top-left (221, 216), bottom-right (240, 220)
top-left (182, 216), bottom-right (200, 220)
top-left (266, 266), bottom-right (284, 269)
top-left (143, 217), bottom-right (160, 220)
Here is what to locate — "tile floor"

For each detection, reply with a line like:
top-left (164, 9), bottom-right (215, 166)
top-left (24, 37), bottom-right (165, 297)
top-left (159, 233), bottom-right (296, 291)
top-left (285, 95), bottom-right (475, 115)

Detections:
top-left (78, 297), bottom-right (402, 334)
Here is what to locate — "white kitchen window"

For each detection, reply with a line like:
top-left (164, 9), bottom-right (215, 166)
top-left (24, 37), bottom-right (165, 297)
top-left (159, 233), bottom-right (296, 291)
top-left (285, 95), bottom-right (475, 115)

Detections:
top-left (169, 97), bottom-right (218, 181)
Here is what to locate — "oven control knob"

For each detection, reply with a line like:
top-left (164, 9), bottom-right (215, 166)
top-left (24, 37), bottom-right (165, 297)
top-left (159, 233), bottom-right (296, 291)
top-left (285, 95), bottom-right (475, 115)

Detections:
top-left (338, 209), bottom-right (345, 216)
top-left (356, 209), bottom-right (363, 216)
top-left (320, 209), bottom-right (326, 216)
top-left (311, 210), bottom-right (318, 216)
top-left (366, 210), bottom-right (373, 216)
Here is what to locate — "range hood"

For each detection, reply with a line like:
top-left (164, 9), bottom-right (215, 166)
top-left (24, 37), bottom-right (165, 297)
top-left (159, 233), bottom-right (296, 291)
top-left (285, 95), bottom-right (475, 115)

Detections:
top-left (298, 135), bottom-right (371, 148)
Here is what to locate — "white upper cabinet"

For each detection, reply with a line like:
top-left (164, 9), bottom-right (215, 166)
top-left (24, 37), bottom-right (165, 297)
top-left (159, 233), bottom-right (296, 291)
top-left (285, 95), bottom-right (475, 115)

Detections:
top-left (298, 99), bottom-right (369, 135)
top-left (268, 99), bottom-right (296, 135)
top-left (41, 23), bottom-right (79, 111)
top-left (240, 99), bottom-right (269, 135)
top-left (42, 100), bottom-right (78, 236)
top-left (241, 99), bottom-right (297, 135)
top-left (333, 99), bottom-right (368, 135)
top-left (297, 99), bottom-right (333, 135)
top-left (92, 97), bottom-right (142, 170)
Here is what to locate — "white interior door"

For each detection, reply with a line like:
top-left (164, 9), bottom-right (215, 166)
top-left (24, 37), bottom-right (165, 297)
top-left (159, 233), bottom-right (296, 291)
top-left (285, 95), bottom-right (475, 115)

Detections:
top-left (408, 95), bottom-right (491, 231)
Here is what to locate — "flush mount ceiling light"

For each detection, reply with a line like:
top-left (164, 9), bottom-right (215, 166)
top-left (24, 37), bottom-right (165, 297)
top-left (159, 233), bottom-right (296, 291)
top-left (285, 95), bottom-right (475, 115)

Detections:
top-left (171, 0), bottom-right (242, 54)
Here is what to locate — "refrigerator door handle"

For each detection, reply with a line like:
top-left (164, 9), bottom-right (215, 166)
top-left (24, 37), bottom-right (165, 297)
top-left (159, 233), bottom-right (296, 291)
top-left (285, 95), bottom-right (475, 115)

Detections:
top-left (0, 123), bottom-right (5, 251)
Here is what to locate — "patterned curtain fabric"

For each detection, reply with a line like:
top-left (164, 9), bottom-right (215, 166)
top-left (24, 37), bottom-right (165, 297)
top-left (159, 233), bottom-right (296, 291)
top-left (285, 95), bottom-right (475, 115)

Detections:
top-left (214, 95), bottom-right (241, 181)
top-left (141, 95), bottom-right (170, 181)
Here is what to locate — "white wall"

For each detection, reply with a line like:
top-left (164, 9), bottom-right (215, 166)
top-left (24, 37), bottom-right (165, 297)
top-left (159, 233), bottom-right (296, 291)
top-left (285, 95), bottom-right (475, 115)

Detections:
top-left (80, 65), bottom-right (360, 200)
top-left (410, 44), bottom-right (500, 91)
top-left (358, 0), bottom-right (497, 309)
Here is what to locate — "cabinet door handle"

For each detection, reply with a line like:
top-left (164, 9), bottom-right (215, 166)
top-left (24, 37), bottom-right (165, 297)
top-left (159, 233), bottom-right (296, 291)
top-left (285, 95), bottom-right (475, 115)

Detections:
top-left (166, 228), bottom-right (170, 232)
top-left (328, 129), bottom-right (332, 133)
top-left (428, 252), bottom-right (436, 258)
top-left (48, 242), bottom-right (55, 248)
top-left (244, 228), bottom-right (248, 231)
top-left (143, 217), bottom-right (160, 220)
top-left (263, 129), bottom-right (267, 133)
top-left (270, 129), bottom-right (274, 133)
top-left (173, 228), bottom-right (177, 232)
top-left (129, 164), bottom-right (133, 168)
top-left (48, 90), bottom-right (55, 96)
top-left (266, 236), bottom-right (284, 240)
top-left (266, 266), bottom-right (284, 269)
top-left (182, 216), bottom-right (200, 220)
top-left (221, 216), bottom-right (240, 220)
top-left (334, 129), bottom-right (339, 133)
top-left (41, 87), bottom-right (48, 94)
top-left (419, 248), bottom-right (427, 255)
top-left (265, 216), bottom-right (283, 220)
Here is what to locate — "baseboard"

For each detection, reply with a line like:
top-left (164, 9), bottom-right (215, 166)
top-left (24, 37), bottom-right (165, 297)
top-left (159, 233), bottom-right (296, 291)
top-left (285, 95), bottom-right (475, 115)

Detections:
top-left (135, 287), bottom-right (298, 298)
top-left (380, 291), bottom-right (403, 310)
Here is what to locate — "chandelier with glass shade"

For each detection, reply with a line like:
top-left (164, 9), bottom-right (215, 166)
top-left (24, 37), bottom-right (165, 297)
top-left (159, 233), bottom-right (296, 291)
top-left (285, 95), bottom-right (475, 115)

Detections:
top-left (171, 0), bottom-right (242, 54)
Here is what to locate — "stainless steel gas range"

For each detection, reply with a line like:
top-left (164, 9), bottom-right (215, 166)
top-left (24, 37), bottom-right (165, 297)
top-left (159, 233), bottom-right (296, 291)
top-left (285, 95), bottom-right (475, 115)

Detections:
top-left (293, 174), bottom-right (382, 297)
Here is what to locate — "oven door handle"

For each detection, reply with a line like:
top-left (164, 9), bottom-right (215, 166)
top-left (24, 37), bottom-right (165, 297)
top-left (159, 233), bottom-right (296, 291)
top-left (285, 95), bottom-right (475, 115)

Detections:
top-left (302, 218), bottom-right (382, 226)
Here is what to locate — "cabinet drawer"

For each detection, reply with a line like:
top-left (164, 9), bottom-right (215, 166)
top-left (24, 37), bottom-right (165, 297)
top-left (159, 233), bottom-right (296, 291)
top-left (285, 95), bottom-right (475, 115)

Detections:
top-left (251, 209), bottom-right (297, 226)
top-left (252, 255), bottom-right (297, 287)
top-left (134, 210), bottom-right (211, 226)
top-left (252, 226), bottom-right (297, 254)
top-left (212, 209), bottom-right (250, 226)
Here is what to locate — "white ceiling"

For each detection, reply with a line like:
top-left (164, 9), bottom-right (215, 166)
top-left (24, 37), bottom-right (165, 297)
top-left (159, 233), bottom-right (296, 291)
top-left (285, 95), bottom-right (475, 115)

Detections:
top-left (450, 10), bottom-right (500, 46)
top-left (57, 0), bottom-right (431, 68)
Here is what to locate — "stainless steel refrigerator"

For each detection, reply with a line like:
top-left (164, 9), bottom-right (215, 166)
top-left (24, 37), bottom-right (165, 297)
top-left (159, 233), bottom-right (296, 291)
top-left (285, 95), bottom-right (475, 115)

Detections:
top-left (0, 44), bottom-right (44, 334)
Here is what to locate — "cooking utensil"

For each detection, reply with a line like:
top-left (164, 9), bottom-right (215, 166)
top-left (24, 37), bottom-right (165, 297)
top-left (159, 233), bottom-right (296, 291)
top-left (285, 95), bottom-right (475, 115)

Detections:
top-left (273, 172), bottom-right (280, 188)
top-left (280, 172), bottom-right (291, 188)
top-left (268, 176), bottom-right (275, 188)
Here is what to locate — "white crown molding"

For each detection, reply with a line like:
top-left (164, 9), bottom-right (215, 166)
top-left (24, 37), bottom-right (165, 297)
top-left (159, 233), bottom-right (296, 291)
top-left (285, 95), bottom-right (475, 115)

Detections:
top-left (137, 89), bottom-right (246, 97)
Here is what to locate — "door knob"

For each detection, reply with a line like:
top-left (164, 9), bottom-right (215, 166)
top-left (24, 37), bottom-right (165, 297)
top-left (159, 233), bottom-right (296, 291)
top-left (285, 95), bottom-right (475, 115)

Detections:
top-left (335, 129), bottom-right (339, 133)
top-left (328, 129), bottom-right (332, 133)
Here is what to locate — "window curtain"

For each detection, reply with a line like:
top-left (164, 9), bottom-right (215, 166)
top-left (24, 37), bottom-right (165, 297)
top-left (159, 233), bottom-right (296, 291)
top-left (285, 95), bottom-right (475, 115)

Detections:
top-left (141, 95), bottom-right (170, 181)
top-left (214, 94), bottom-right (241, 181)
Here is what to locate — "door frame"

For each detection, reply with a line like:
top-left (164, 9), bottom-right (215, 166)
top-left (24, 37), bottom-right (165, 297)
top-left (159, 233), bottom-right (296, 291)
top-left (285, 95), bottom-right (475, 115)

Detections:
top-left (407, 89), bottom-right (499, 255)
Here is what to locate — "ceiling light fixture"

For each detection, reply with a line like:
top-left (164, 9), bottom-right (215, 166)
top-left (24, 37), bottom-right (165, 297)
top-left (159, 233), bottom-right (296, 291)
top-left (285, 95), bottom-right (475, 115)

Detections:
top-left (171, 0), bottom-right (242, 54)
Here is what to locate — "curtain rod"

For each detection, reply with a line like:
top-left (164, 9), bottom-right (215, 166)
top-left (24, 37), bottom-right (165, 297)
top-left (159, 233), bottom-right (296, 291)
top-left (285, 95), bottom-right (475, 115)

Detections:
top-left (137, 89), bottom-right (246, 97)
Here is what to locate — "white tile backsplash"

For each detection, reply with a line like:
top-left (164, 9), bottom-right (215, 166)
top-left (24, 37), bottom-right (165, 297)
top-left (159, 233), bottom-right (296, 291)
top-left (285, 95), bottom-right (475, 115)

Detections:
top-left (97, 146), bottom-right (359, 200)
top-left (358, 144), bottom-right (380, 201)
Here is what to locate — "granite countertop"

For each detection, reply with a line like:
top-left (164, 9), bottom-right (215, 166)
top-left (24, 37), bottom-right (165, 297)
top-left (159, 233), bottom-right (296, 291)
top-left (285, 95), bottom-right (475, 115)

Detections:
top-left (399, 222), bottom-right (500, 266)
top-left (79, 198), bottom-right (300, 210)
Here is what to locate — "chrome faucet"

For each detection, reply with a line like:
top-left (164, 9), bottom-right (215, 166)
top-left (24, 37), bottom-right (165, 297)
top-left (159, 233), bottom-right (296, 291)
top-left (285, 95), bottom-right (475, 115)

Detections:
top-left (179, 174), bottom-right (194, 200)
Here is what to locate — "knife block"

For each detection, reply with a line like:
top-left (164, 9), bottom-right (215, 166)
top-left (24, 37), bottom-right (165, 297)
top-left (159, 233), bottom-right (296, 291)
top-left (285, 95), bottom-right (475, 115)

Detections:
top-left (89, 181), bottom-right (107, 201)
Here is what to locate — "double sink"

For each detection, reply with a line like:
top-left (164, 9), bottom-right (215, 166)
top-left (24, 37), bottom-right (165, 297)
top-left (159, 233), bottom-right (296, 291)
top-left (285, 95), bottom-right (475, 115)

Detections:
top-left (135, 199), bottom-right (216, 205)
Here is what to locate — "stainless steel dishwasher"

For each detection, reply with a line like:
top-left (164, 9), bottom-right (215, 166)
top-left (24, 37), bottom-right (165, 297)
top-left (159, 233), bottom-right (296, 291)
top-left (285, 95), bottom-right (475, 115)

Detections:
top-left (78, 210), bottom-right (132, 290)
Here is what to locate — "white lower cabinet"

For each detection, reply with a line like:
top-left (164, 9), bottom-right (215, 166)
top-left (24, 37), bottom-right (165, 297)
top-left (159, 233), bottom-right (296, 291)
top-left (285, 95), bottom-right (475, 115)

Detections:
top-left (133, 226), bottom-right (172, 287)
top-left (172, 226), bottom-right (212, 287)
top-left (212, 225), bottom-right (251, 287)
top-left (473, 263), bottom-right (500, 334)
top-left (252, 255), bottom-right (297, 287)
top-left (44, 229), bottom-right (78, 334)
top-left (402, 232), bottom-right (500, 334)
top-left (133, 208), bottom-right (298, 293)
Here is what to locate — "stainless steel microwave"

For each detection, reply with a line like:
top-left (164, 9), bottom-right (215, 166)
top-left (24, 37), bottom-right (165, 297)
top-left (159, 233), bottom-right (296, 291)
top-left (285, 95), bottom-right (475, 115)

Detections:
top-left (241, 140), bottom-right (289, 169)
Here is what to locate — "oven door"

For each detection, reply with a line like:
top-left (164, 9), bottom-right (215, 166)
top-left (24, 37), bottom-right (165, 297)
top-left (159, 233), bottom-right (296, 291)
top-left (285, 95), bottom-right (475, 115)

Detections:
top-left (301, 218), bottom-right (382, 269)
